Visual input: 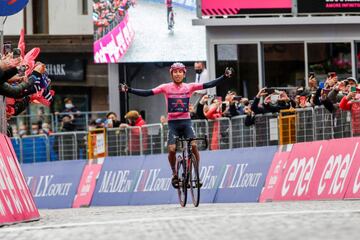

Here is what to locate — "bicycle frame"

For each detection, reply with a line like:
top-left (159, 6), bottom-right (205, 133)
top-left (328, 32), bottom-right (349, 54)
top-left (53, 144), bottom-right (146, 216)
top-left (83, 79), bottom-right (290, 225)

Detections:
top-left (175, 136), bottom-right (208, 207)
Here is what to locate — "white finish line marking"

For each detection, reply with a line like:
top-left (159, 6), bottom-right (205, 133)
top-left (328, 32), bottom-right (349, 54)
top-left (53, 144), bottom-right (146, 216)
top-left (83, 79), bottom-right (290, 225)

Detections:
top-left (2, 209), bottom-right (360, 232)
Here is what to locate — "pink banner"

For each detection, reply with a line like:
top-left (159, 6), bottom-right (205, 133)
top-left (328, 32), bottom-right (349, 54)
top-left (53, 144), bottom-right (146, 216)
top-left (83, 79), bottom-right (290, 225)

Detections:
top-left (345, 138), bottom-right (360, 199)
top-left (0, 134), bottom-right (40, 225)
top-left (259, 146), bottom-right (292, 202)
top-left (273, 141), bottom-right (326, 201)
top-left (345, 163), bottom-right (360, 199)
top-left (73, 163), bottom-right (103, 208)
top-left (311, 138), bottom-right (360, 200)
top-left (202, 0), bottom-right (292, 9)
top-left (94, 14), bottom-right (135, 63)
top-left (202, 0), bottom-right (292, 15)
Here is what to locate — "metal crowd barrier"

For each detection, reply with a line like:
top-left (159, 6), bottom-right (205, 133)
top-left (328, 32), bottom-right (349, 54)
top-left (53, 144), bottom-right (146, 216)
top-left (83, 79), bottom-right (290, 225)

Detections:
top-left (8, 111), bottom-right (109, 134)
top-left (10, 106), bottom-right (360, 162)
top-left (231, 115), bottom-right (255, 148)
top-left (54, 111), bottom-right (108, 132)
top-left (9, 113), bottom-right (55, 134)
top-left (295, 107), bottom-right (315, 143)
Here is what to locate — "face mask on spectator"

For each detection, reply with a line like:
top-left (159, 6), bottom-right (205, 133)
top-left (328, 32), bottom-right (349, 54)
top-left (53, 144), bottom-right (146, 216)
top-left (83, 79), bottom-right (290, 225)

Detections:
top-left (195, 69), bottom-right (203, 74)
top-left (18, 129), bottom-right (26, 136)
top-left (65, 103), bottom-right (74, 109)
top-left (31, 130), bottom-right (39, 135)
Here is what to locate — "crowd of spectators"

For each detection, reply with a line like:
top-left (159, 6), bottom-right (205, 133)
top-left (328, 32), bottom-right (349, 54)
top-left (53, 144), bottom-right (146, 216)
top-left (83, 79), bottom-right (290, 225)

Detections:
top-left (93, 0), bottom-right (135, 39)
top-left (0, 37), bottom-right (55, 137)
top-left (188, 73), bottom-right (360, 126)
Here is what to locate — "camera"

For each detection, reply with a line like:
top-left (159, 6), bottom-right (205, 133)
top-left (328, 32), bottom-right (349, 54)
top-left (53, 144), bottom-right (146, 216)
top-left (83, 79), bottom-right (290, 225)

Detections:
top-left (233, 96), bottom-right (242, 101)
top-left (3, 43), bottom-right (12, 55)
top-left (270, 94), bottom-right (279, 103)
top-left (18, 65), bottom-right (26, 77)
top-left (12, 48), bottom-right (21, 58)
top-left (265, 88), bottom-right (275, 94)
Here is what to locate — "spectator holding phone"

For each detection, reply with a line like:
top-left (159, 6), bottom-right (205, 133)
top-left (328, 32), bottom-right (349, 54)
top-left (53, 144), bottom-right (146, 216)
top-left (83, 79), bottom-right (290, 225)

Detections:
top-left (251, 87), bottom-right (269, 115)
top-left (328, 77), bottom-right (355, 104)
top-left (339, 81), bottom-right (360, 111)
top-left (222, 91), bottom-right (242, 118)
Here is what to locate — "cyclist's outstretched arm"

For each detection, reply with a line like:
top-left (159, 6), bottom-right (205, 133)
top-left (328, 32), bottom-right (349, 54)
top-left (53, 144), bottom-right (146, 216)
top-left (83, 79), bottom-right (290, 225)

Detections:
top-left (120, 83), bottom-right (165, 97)
top-left (203, 67), bottom-right (233, 89)
top-left (128, 87), bottom-right (154, 97)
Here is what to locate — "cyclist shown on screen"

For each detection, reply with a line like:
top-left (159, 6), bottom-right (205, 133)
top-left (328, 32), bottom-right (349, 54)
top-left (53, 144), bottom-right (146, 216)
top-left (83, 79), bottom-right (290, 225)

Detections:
top-left (166, 0), bottom-right (174, 30)
top-left (119, 62), bottom-right (233, 188)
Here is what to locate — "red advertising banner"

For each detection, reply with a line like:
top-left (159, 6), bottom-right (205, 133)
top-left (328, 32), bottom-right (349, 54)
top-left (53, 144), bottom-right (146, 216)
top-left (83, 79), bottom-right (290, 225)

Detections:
top-left (345, 163), bottom-right (360, 199)
top-left (310, 138), bottom-right (360, 200)
top-left (0, 134), bottom-right (40, 225)
top-left (201, 0), bottom-right (292, 16)
top-left (259, 146), bottom-right (292, 202)
top-left (272, 141), bottom-right (326, 201)
top-left (73, 163), bottom-right (103, 208)
top-left (344, 138), bottom-right (360, 199)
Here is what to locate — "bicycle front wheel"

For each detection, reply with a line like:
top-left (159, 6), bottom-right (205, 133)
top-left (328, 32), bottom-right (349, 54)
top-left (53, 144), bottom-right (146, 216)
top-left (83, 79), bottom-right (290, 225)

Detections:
top-left (177, 159), bottom-right (187, 207)
top-left (189, 153), bottom-right (200, 207)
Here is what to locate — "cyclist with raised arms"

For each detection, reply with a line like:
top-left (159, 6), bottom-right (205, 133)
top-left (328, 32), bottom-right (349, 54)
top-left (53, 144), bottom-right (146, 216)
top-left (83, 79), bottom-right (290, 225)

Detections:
top-left (166, 0), bottom-right (173, 30)
top-left (120, 62), bottom-right (233, 188)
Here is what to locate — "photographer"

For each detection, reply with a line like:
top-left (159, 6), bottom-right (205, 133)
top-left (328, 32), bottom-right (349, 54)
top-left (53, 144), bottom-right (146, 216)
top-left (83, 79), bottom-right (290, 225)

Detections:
top-left (105, 111), bottom-right (121, 128)
top-left (328, 77), bottom-right (356, 104)
top-left (222, 91), bottom-right (244, 118)
top-left (313, 76), bottom-right (337, 113)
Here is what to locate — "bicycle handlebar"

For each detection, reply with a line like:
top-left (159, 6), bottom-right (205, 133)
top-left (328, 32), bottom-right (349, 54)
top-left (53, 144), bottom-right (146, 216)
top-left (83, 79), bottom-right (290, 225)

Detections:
top-left (175, 135), bottom-right (208, 150)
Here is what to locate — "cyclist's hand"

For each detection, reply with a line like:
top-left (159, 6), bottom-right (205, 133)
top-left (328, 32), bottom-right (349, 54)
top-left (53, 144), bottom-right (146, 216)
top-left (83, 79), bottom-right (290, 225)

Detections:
top-left (224, 67), bottom-right (234, 78)
top-left (119, 83), bottom-right (128, 92)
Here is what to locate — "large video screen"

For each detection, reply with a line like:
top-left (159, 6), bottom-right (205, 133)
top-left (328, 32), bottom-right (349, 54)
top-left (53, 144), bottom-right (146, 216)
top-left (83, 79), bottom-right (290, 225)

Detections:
top-left (201, 0), bottom-right (292, 16)
top-left (93, 0), bottom-right (135, 63)
top-left (298, 0), bottom-right (360, 13)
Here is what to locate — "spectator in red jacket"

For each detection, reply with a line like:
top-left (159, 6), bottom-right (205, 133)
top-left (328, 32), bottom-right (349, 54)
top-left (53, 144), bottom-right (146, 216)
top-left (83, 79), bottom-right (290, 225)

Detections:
top-left (204, 97), bottom-right (222, 150)
top-left (339, 82), bottom-right (359, 111)
top-left (121, 110), bottom-right (148, 154)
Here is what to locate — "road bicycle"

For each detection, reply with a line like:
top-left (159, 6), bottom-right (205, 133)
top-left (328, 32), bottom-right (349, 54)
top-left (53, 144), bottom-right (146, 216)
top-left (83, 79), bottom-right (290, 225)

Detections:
top-left (175, 136), bottom-right (208, 207)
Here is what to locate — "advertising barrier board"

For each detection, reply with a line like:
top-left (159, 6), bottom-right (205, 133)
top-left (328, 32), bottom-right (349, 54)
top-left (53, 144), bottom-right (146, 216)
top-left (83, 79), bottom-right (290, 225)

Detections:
top-left (91, 156), bottom-right (145, 206)
top-left (91, 147), bottom-right (277, 206)
top-left (273, 141), bottom-right (326, 201)
top-left (21, 160), bottom-right (86, 209)
top-left (213, 147), bottom-right (277, 203)
top-left (271, 138), bottom-right (360, 201)
top-left (73, 163), bottom-right (103, 208)
top-left (259, 145), bottom-right (292, 202)
top-left (311, 138), bottom-right (360, 200)
top-left (130, 154), bottom-right (173, 205)
top-left (0, 134), bottom-right (39, 225)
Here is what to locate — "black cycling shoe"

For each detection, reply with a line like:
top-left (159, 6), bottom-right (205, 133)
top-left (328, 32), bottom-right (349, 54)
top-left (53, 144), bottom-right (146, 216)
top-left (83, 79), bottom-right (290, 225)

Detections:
top-left (197, 181), bottom-right (203, 188)
top-left (172, 175), bottom-right (179, 189)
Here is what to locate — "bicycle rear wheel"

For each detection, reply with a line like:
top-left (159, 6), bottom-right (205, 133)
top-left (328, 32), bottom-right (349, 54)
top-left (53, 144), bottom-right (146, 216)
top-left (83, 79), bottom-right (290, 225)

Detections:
top-left (189, 153), bottom-right (200, 207)
top-left (177, 159), bottom-right (187, 207)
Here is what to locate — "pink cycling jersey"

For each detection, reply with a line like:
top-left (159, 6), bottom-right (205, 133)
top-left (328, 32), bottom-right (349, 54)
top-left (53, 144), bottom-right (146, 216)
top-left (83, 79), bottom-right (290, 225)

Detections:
top-left (152, 82), bottom-right (203, 121)
top-left (166, 0), bottom-right (172, 8)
